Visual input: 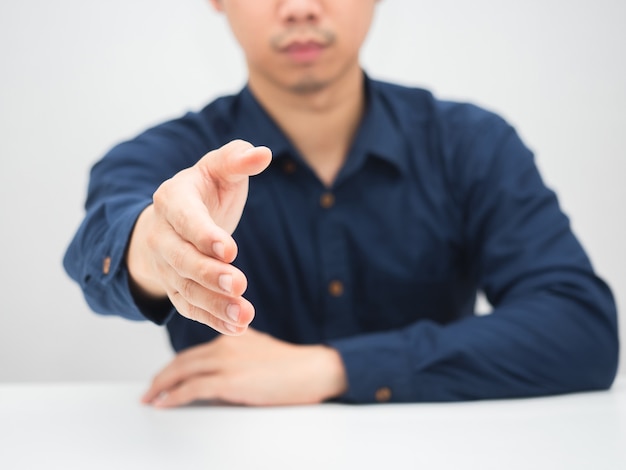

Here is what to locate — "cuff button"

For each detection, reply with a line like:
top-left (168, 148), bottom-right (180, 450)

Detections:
top-left (375, 387), bottom-right (392, 403)
top-left (102, 256), bottom-right (112, 275)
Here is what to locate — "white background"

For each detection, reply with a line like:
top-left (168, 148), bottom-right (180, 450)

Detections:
top-left (1, 0), bottom-right (624, 383)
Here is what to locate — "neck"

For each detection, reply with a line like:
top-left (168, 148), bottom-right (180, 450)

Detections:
top-left (248, 66), bottom-right (365, 186)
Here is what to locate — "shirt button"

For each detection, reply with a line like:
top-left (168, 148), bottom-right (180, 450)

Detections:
top-left (320, 192), bottom-right (335, 209)
top-left (328, 280), bottom-right (344, 297)
top-left (283, 160), bottom-right (296, 174)
top-left (102, 256), bottom-right (112, 275)
top-left (375, 387), bottom-right (392, 402)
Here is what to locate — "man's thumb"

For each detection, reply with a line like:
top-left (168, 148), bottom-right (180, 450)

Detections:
top-left (198, 140), bottom-right (272, 183)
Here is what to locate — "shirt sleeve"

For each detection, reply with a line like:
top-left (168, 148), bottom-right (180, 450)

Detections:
top-left (63, 119), bottom-right (206, 324)
top-left (328, 114), bottom-right (619, 403)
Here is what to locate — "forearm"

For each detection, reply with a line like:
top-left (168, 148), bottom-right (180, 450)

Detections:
top-left (64, 120), bottom-right (208, 323)
top-left (329, 275), bottom-right (619, 403)
top-left (63, 197), bottom-right (164, 322)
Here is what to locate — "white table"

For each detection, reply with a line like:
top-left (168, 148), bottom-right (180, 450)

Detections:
top-left (1, 379), bottom-right (625, 469)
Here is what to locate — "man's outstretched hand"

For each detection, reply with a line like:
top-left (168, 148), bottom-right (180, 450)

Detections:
top-left (126, 140), bottom-right (272, 335)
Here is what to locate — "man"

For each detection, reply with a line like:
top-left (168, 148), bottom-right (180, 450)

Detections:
top-left (64, 0), bottom-right (619, 407)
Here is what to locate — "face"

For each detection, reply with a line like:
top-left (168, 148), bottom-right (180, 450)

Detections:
top-left (210, 0), bottom-right (378, 95)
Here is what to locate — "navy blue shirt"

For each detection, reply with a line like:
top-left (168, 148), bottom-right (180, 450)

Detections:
top-left (64, 76), bottom-right (619, 403)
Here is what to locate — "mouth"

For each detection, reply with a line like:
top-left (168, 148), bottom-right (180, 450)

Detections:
top-left (271, 26), bottom-right (336, 64)
top-left (281, 40), bottom-right (327, 63)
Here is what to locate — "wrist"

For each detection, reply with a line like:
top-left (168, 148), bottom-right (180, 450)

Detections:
top-left (309, 345), bottom-right (348, 402)
top-left (126, 205), bottom-right (167, 299)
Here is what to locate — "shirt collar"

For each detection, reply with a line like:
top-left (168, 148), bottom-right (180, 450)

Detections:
top-left (343, 74), bottom-right (408, 175)
top-left (232, 73), bottom-right (409, 175)
top-left (233, 86), bottom-right (295, 160)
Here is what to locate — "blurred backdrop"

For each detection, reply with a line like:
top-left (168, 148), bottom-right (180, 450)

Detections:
top-left (1, 0), bottom-right (624, 382)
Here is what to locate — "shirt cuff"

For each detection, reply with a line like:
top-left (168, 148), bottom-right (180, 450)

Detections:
top-left (327, 329), bottom-right (417, 404)
top-left (81, 199), bottom-right (175, 325)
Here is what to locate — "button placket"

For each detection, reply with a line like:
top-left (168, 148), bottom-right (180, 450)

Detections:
top-left (328, 280), bottom-right (344, 297)
top-left (316, 189), bottom-right (352, 336)
top-left (320, 192), bottom-right (335, 209)
top-left (282, 160), bottom-right (296, 175)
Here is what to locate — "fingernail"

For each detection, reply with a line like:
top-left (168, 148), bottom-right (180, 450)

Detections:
top-left (154, 391), bottom-right (169, 406)
top-left (224, 322), bottom-right (238, 334)
top-left (141, 390), bottom-right (154, 403)
top-left (212, 242), bottom-right (225, 259)
top-left (226, 304), bottom-right (240, 323)
top-left (218, 274), bottom-right (233, 293)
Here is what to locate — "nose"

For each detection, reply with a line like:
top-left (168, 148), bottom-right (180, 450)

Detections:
top-left (278, 0), bottom-right (322, 26)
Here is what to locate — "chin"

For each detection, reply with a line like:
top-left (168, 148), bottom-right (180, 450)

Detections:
top-left (288, 75), bottom-right (331, 94)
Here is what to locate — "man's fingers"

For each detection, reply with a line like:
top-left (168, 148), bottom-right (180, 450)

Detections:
top-left (166, 284), bottom-right (253, 334)
top-left (168, 280), bottom-right (254, 329)
top-left (154, 177), bottom-right (237, 262)
top-left (141, 347), bottom-right (221, 406)
top-left (150, 376), bottom-right (222, 408)
top-left (154, 227), bottom-right (254, 331)
top-left (158, 229), bottom-right (248, 297)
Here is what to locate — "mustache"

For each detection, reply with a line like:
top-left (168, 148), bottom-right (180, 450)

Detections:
top-left (270, 25), bottom-right (336, 51)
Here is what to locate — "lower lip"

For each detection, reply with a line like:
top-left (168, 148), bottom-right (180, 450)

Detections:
top-left (284, 44), bottom-right (324, 63)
